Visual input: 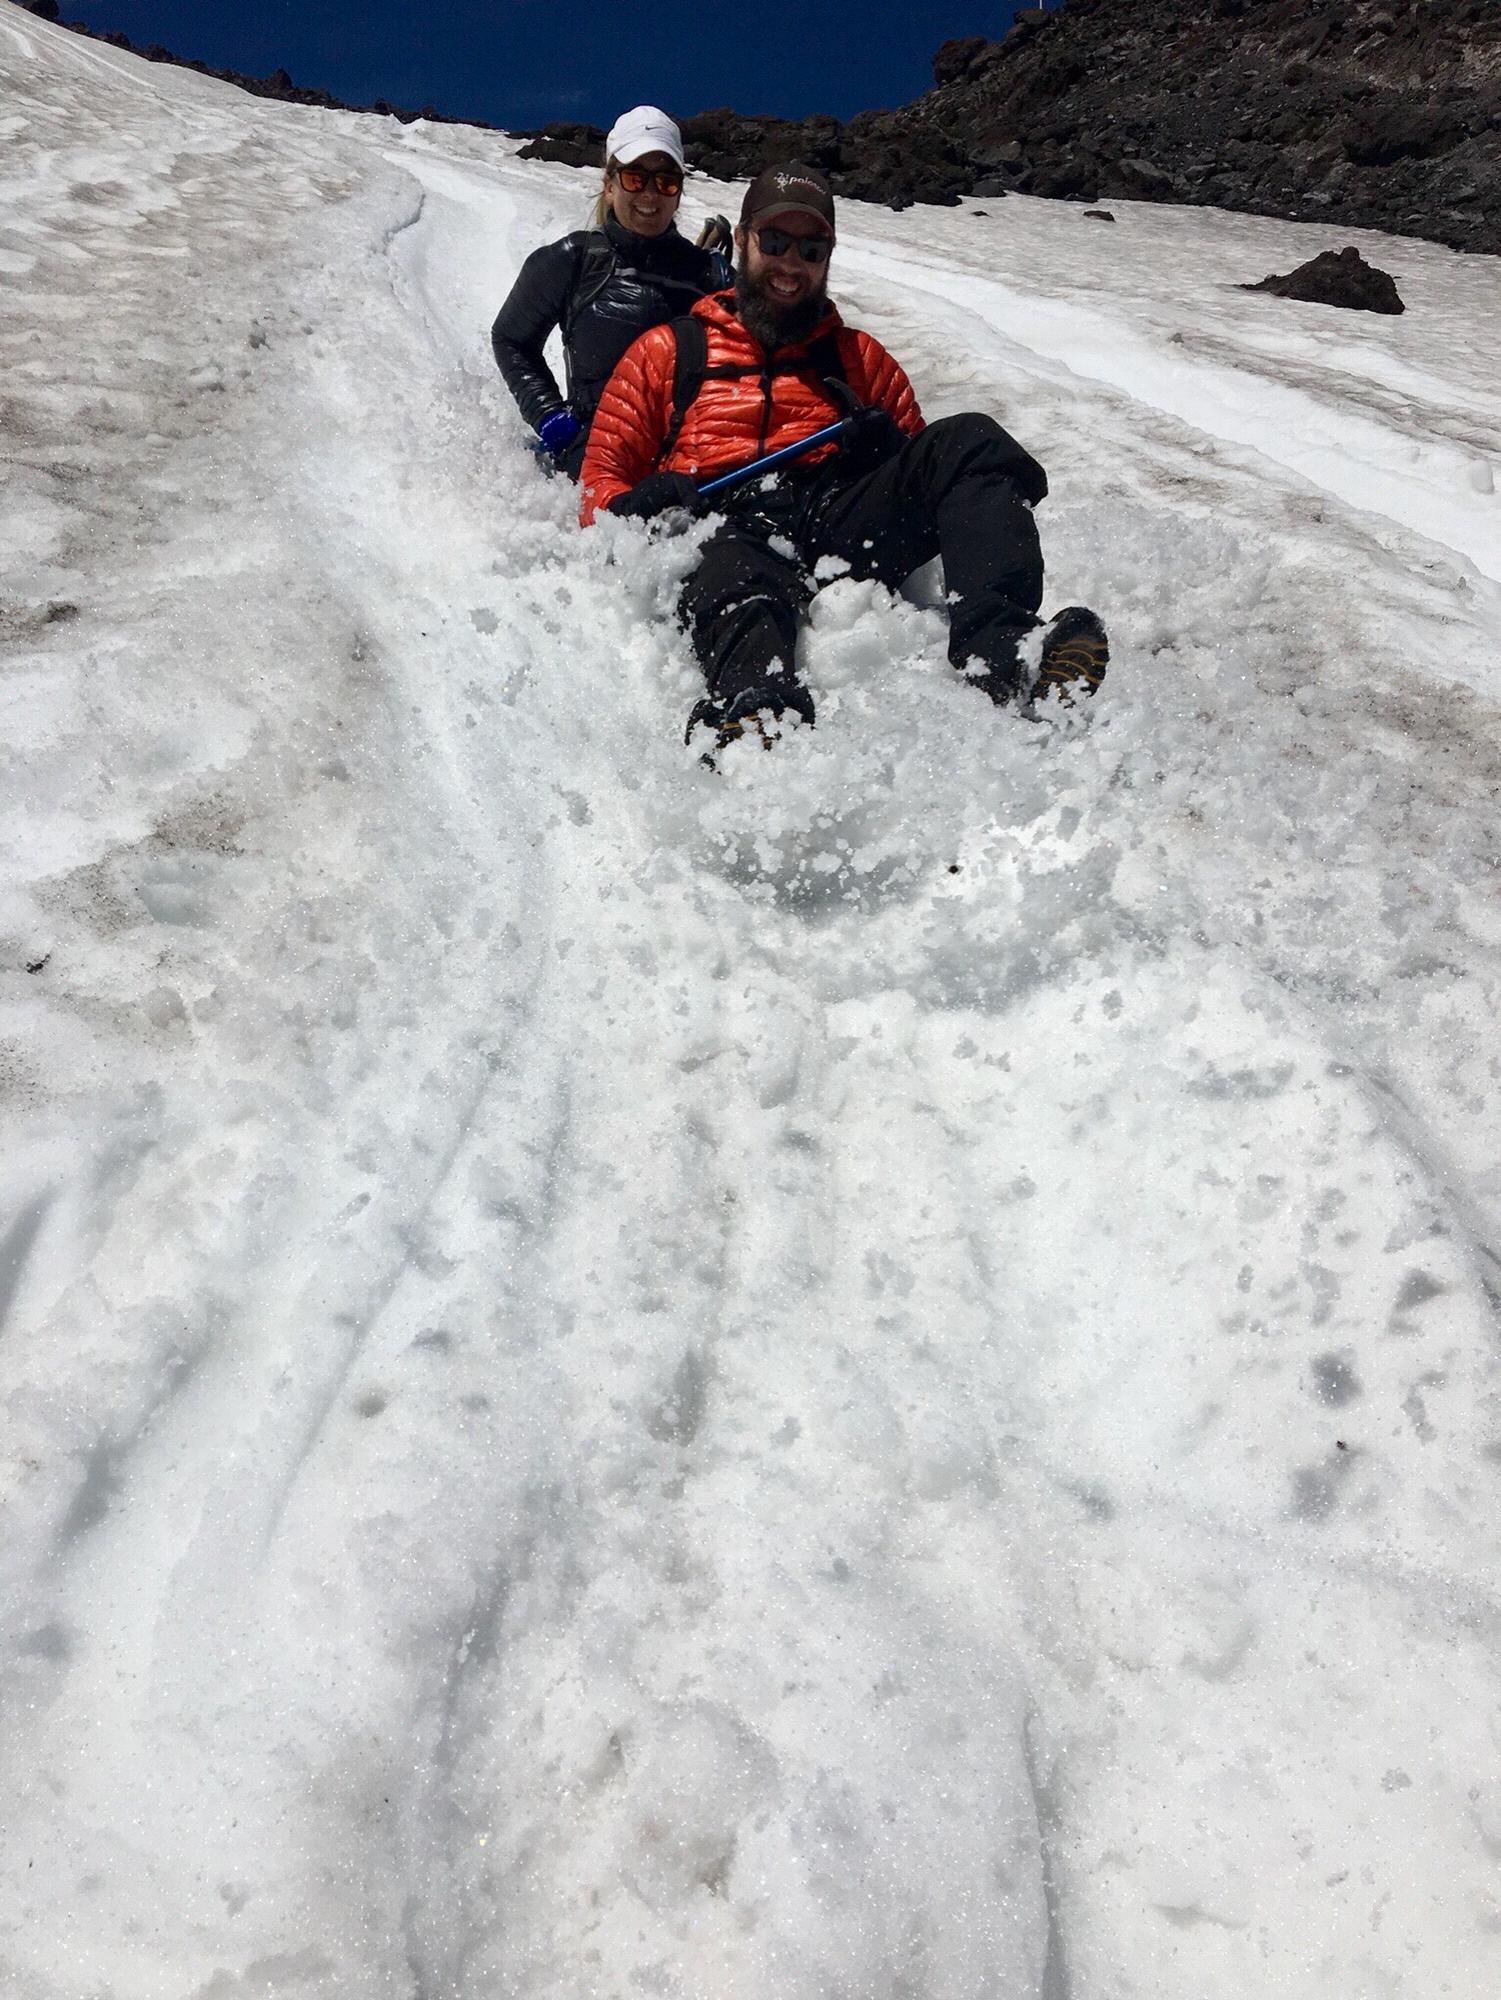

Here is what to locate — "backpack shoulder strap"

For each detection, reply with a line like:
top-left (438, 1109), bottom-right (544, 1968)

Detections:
top-left (806, 329), bottom-right (859, 412)
top-left (563, 231), bottom-right (617, 340)
top-left (660, 314), bottom-right (708, 463)
top-left (807, 331), bottom-right (848, 386)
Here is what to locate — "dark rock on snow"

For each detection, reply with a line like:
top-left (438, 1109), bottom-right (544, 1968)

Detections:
top-left (516, 123), bottom-right (607, 170)
top-left (679, 107), bottom-right (974, 210)
top-left (1243, 244), bottom-right (1406, 313)
top-left (519, 107), bottom-right (969, 211)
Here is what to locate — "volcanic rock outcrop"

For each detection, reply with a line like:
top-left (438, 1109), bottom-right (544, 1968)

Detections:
top-left (523, 0), bottom-right (1500, 253)
top-left (905, 0), bottom-right (1500, 253)
top-left (520, 109), bottom-right (976, 212)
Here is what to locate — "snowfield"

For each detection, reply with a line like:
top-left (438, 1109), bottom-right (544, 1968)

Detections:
top-left (3, 8), bottom-right (1501, 1997)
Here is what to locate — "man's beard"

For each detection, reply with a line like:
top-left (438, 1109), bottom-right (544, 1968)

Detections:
top-left (735, 262), bottom-right (828, 350)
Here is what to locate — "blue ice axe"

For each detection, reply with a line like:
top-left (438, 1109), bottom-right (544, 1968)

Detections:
top-left (696, 418), bottom-right (854, 500)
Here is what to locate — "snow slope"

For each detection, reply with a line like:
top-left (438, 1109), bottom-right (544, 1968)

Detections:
top-left (3, 8), bottom-right (1501, 1996)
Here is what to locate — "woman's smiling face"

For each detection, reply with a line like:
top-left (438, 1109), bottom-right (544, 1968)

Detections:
top-left (605, 153), bottom-right (682, 237)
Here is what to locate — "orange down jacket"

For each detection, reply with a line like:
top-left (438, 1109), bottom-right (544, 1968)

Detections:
top-left (578, 291), bottom-right (924, 525)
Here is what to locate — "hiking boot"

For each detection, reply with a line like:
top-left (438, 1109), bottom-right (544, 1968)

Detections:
top-left (950, 587), bottom-right (1031, 706)
top-left (959, 655), bottom-right (1026, 706)
top-left (1034, 606), bottom-right (1108, 706)
top-left (685, 678), bottom-right (815, 764)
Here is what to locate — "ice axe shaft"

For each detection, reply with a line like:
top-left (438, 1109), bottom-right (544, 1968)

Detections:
top-left (696, 419), bottom-right (853, 499)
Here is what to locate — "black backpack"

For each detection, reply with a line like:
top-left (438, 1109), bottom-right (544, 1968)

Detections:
top-left (658, 310), bottom-right (859, 463)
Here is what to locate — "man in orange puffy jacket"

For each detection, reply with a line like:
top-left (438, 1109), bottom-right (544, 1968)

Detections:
top-left (580, 163), bottom-right (1108, 752)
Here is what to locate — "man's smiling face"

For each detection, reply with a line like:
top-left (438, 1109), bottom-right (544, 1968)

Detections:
top-left (733, 210), bottom-right (834, 346)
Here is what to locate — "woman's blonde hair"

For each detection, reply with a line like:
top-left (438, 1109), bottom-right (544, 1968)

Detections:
top-left (591, 156), bottom-right (617, 229)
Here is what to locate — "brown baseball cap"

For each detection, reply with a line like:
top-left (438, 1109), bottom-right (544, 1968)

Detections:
top-left (739, 162), bottom-right (836, 236)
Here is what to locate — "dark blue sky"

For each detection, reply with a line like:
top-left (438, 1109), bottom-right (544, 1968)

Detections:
top-left (59, 2), bottom-right (1043, 128)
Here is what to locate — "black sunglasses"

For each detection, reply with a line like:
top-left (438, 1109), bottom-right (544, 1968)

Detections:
top-left (755, 226), bottom-right (833, 265)
top-left (613, 164), bottom-right (684, 196)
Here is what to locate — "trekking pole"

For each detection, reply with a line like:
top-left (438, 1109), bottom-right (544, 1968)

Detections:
top-left (697, 418), bottom-right (854, 499)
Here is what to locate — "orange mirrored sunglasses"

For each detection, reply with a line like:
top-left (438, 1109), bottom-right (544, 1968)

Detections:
top-left (612, 164), bottom-right (684, 196)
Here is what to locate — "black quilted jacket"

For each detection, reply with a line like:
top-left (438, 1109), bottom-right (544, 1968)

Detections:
top-left (491, 214), bottom-right (724, 439)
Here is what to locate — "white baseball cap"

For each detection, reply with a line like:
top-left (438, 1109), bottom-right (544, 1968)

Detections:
top-left (606, 106), bottom-right (685, 171)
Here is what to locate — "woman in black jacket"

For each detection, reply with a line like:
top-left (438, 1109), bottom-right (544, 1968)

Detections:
top-left (492, 106), bottom-right (729, 480)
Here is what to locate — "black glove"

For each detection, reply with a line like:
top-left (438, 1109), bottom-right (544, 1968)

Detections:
top-left (685, 676), bottom-right (816, 749)
top-left (841, 405), bottom-right (906, 476)
top-left (723, 677), bottom-right (815, 730)
top-left (606, 472), bottom-right (708, 522)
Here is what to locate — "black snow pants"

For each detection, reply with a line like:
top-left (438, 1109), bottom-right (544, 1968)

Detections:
top-left (677, 412), bottom-right (1049, 714)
